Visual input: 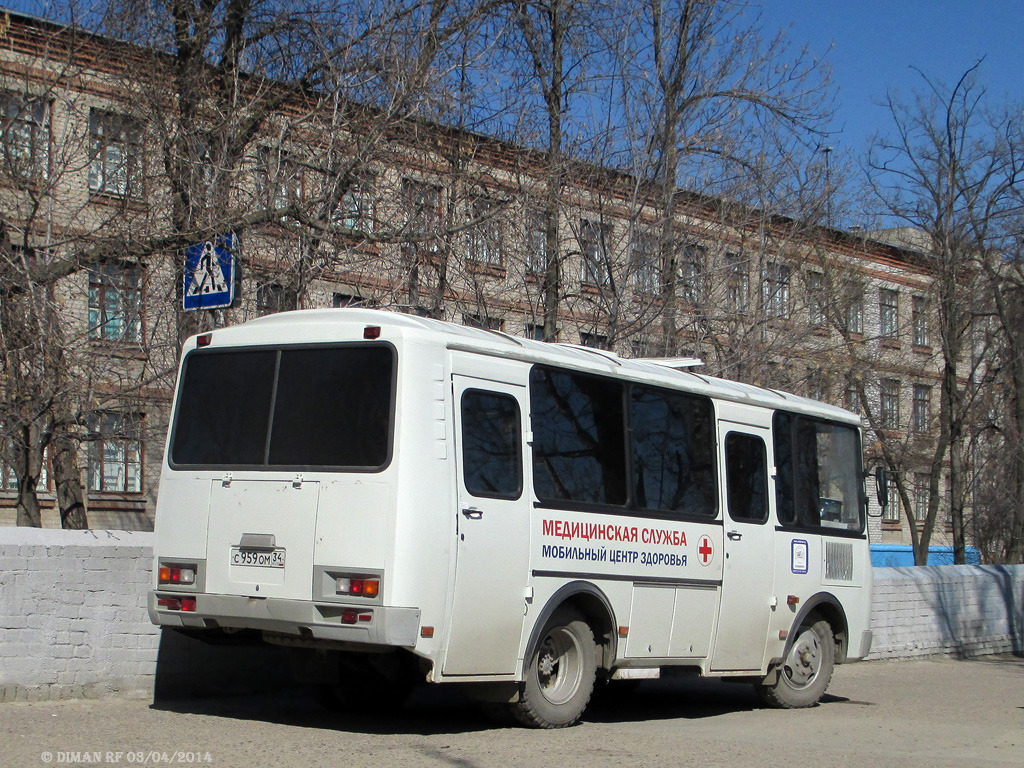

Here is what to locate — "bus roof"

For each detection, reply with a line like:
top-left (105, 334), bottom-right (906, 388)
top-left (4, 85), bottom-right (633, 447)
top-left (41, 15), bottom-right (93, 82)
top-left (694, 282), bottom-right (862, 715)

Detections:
top-left (202, 308), bottom-right (861, 425)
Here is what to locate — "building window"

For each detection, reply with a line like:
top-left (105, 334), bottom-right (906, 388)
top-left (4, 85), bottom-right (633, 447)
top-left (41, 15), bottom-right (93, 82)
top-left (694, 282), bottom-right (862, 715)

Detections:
top-left (806, 368), bottom-right (826, 401)
top-left (631, 231), bottom-right (659, 293)
top-left (844, 283), bottom-right (864, 335)
top-left (462, 313), bottom-right (504, 331)
top-left (844, 382), bottom-right (860, 414)
top-left (87, 413), bottom-right (143, 494)
top-left (762, 261), bottom-right (790, 318)
top-left (257, 146), bottom-right (303, 212)
top-left (333, 177), bottom-right (374, 233)
top-left (332, 293), bottom-right (371, 308)
top-left (1, 92), bottom-right (49, 182)
top-left (525, 210), bottom-right (547, 276)
top-left (913, 473), bottom-right (930, 522)
top-left (403, 178), bottom-right (443, 251)
top-left (880, 379), bottom-right (900, 430)
top-left (580, 331), bottom-right (608, 349)
top-left (0, 438), bottom-right (49, 492)
top-left (0, 443), bottom-right (13, 491)
top-left (88, 109), bottom-right (143, 197)
top-left (912, 296), bottom-right (930, 347)
top-left (807, 271), bottom-right (827, 327)
top-left (579, 219), bottom-right (611, 288)
top-left (912, 384), bottom-right (931, 434)
top-left (630, 337), bottom-right (660, 358)
top-left (190, 135), bottom-right (217, 207)
top-left (726, 252), bottom-right (749, 313)
top-left (880, 288), bottom-right (899, 339)
top-left (467, 199), bottom-right (504, 267)
top-left (88, 262), bottom-right (142, 343)
top-left (526, 323), bottom-right (546, 341)
top-left (884, 480), bottom-right (900, 522)
top-left (680, 243), bottom-right (705, 304)
top-left (256, 282), bottom-right (298, 315)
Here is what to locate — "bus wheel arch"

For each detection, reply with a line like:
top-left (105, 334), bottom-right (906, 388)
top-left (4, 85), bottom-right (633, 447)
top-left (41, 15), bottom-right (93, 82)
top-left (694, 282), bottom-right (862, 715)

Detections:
top-left (792, 593), bottom-right (848, 664)
top-left (511, 583), bottom-right (615, 728)
top-left (527, 582), bottom-right (617, 671)
top-left (756, 594), bottom-right (846, 709)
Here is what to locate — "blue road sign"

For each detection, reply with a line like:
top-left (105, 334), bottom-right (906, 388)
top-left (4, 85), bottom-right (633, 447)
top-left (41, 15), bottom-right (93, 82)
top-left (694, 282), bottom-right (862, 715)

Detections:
top-left (184, 234), bottom-right (235, 311)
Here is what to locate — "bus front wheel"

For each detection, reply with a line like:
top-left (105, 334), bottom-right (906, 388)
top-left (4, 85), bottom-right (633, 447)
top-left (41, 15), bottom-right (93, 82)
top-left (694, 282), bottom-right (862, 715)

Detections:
top-left (511, 607), bottom-right (597, 728)
top-left (755, 616), bottom-right (835, 709)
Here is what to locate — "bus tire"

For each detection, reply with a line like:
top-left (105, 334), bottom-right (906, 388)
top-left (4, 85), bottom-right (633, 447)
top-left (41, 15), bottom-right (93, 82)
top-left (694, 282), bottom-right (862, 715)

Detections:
top-left (755, 615), bottom-right (835, 709)
top-left (511, 607), bottom-right (597, 728)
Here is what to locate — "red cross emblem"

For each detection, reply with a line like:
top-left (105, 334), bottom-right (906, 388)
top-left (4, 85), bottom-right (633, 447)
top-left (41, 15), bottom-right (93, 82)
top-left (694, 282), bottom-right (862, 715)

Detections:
top-left (697, 535), bottom-right (714, 566)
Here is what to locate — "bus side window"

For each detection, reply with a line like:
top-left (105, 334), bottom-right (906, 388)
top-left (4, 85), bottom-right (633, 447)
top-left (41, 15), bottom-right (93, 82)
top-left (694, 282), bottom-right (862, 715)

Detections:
top-left (630, 385), bottom-right (717, 518)
top-left (725, 432), bottom-right (768, 523)
top-left (461, 390), bottom-right (523, 500)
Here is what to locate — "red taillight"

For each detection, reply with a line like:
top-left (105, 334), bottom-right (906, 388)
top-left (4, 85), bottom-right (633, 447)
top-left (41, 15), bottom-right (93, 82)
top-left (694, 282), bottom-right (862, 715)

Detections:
top-left (197, 333), bottom-right (212, 347)
top-left (340, 610), bottom-right (372, 625)
top-left (363, 325), bottom-right (381, 340)
top-left (157, 596), bottom-right (197, 612)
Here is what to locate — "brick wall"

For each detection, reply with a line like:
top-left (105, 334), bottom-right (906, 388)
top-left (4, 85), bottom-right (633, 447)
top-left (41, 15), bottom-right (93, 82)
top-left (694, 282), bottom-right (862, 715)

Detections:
top-left (1, 528), bottom-right (1022, 701)
top-left (868, 564), bottom-right (1024, 659)
top-left (0, 528), bottom-right (158, 701)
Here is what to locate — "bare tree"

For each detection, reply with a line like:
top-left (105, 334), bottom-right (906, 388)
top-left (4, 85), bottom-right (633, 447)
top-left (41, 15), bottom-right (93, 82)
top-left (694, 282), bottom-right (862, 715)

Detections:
top-left (866, 65), bottom-right (1024, 563)
top-left (617, 0), bottom-right (831, 355)
top-left (976, 218), bottom-right (1024, 563)
top-left (1, 2), bottom-right (492, 527)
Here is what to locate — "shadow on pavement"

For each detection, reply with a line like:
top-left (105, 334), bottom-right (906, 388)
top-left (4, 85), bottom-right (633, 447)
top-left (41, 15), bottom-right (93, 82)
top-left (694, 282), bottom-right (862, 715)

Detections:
top-left (151, 674), bottom-right (858, 735)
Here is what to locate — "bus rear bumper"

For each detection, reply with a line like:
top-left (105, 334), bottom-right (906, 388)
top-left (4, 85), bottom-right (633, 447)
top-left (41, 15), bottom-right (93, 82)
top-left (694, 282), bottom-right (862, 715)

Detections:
top-left (148, 591), bottom-right (421, 648)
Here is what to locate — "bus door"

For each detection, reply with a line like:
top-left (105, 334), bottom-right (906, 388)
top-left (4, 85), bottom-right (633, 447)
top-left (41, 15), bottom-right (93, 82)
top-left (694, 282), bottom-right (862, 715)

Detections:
top-left (443, 373), bottom-right (531, 676)
top-left (710, 419), bottom-right (775, 672)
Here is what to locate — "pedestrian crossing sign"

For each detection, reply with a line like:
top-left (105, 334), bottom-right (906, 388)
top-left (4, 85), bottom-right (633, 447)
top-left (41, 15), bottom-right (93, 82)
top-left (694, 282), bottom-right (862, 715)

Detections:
top-left (184, 234), bottom-right (235, 311)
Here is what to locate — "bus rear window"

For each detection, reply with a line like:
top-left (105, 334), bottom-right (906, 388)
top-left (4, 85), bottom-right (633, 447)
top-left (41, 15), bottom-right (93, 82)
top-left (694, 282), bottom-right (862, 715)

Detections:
top-left (170, 345), bottom-right (394, 470)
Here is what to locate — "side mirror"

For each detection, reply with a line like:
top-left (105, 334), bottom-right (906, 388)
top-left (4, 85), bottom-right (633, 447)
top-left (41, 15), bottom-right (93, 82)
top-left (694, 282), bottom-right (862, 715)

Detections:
top-left (874, 466), bottom-right (889, 508)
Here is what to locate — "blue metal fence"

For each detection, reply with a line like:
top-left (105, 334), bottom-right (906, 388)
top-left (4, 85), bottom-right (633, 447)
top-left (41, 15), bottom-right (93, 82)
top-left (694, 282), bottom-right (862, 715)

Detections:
top-left (870, 544), bottom-right (981, 567)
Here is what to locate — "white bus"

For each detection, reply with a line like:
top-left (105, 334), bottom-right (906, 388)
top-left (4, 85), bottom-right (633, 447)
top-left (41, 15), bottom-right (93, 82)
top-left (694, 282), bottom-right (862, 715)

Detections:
top-left (150, 308), bottom-right (874, 727)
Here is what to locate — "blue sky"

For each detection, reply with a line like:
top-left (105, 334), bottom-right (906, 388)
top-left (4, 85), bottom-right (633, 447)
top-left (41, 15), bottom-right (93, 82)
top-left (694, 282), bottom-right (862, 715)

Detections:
top-left (760, 0), bottom-right (1024, 154)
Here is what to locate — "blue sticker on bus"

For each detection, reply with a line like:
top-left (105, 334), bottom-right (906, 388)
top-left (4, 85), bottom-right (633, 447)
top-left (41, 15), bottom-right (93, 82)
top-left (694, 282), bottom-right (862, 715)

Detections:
top-left (791, 539), bottom-right (809, 574)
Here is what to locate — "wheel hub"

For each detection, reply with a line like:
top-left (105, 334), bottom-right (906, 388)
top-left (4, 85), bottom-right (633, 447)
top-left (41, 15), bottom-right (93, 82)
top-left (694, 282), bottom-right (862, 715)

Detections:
top-left (538, 649), bottom-right (558, 680)
top-left (784, 629), bottom-right (821, 687)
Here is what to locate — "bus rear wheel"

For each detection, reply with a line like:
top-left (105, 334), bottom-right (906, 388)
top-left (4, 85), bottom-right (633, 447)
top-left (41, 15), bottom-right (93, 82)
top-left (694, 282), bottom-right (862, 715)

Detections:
top-left (511, 607), bottom-right (597, 728)
top-left (755, 616), bottom-right (835, 708)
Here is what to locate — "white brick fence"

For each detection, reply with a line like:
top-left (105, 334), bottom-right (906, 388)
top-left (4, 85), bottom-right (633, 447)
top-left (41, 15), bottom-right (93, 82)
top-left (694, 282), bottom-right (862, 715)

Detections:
top-left (1, 528), bottom-right (1022, 702)
top-left (869, 564), bottom-right (1024, 659)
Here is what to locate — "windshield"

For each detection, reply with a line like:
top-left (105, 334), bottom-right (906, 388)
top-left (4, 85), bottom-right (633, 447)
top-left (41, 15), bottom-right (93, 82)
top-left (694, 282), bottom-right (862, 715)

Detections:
top-left (774, 412), bottom-right (865, 533)
top-left (169, 344), bottom-right (394, 470)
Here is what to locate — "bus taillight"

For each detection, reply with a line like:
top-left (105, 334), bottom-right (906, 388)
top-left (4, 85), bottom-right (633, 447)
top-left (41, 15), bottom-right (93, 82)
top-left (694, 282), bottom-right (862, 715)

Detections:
top-left (336, 577), bottom-right (379, 597)
top-left (158, 565), bottom-right (196, 585)
top-left (340, 610), bottom-right (372, 625)
top-left (157, 596), bottom-right (197, 612)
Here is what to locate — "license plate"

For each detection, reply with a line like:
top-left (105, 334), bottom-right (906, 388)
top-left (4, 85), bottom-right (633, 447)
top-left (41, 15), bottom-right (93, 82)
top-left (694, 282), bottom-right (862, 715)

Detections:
top-left (230, 547), bottom-right (286, 568)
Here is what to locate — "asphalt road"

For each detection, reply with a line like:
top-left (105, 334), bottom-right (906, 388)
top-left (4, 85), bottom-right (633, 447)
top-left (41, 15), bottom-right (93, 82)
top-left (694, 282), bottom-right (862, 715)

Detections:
top-left (2, 656), bottom-right (1022, 768)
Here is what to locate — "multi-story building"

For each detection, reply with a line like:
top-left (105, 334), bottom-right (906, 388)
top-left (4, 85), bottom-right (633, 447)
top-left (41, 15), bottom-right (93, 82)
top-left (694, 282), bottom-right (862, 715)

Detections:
top-left (0, 9), bottom-right (957, 550)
